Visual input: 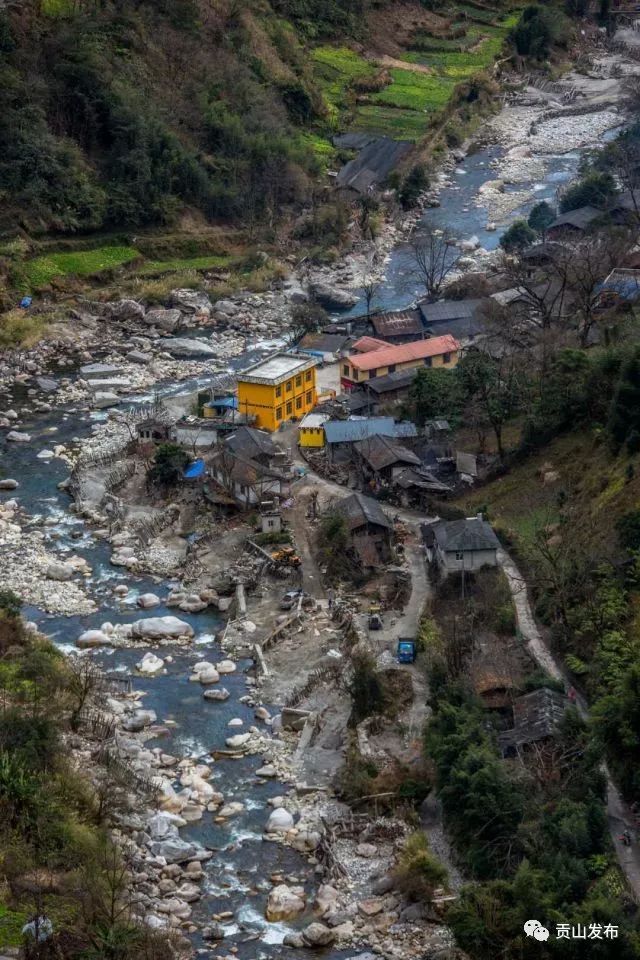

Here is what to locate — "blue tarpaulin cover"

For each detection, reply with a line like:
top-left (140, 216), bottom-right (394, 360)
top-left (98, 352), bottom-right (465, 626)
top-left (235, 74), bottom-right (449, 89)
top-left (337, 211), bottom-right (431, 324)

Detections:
top-left (184, 458), bottom-right (205, 479)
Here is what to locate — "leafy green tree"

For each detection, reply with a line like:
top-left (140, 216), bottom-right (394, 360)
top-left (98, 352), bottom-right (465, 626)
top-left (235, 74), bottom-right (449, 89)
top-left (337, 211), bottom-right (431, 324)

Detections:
top-left (559, 172), bottom-right (617, 213)
top-left (406, 367), bottom-right (461, 427)
top-left (528, 200), bottom-right (555, 236)
top-left (148, 443), bottom-right (189, 488)
top-left (593, 663), bottom-right (640, 798)
top-left (458, 349), bottom-right (526, 460)
top-left (509, 5), bottom-right (563, 59)
top-left (399, 164), bottom-right (429, 209)
top-left (500, 219), bottom-right (536, 253)
top-left (348, 651), bottom-right (387, 726)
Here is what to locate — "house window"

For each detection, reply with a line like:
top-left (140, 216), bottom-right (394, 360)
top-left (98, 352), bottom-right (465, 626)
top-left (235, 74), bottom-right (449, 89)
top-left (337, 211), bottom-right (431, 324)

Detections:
top-left (306, 390), bottom-right (312, 404)
top-left (305, 370), bottom-right (312, 381)
top-left (267, 519), bottom-right (275, 528)
top-left (276, 406), bottom-right (282, 420)
top-left (286, 380), bottom-right (292, 392)
top-left (388, 364), bottom-right (396, 373)
top-left (296, 396), bottom-right (302, 409)
top-left (275, 385), bottom-right (282, 398)
top-left (369, 369), bottom-right (377, 379)
top-left (343, 364), bottom-right (350, 376)
top-left (443, 352), bottom-right (451, 364)
top-left (286, 401), bottom-right (292, 416)
top-left (424, 357), bottom-right (432, 367)
top-left (295, 375), bottom-right (302, 387)
top-left (455, 551), bottom-right (464, 561)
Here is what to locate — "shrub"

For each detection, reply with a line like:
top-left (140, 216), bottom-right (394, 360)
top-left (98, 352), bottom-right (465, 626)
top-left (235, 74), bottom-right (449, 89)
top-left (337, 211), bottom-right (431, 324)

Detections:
top-left (349, 651), bottom-right (388, 726)
top-left (559, 171), bottom-right (617, 213)
top-left (398, 164), bottom-right (429, 209)
top-left (499, 219), bottom-right (536, 253)
top-left (527, 200), bottom-right (556, 235)
top-left (148, 443), bottom-right (189, 487)
top-left (393, 832), bottom-right (448, 901)
top-left (509, 5), bottom-right (564, 60)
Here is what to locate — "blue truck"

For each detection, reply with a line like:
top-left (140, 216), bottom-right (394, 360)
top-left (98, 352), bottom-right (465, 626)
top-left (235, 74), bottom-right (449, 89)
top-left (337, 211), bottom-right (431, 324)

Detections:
top-left (396, 638), bottom-right (417, 664)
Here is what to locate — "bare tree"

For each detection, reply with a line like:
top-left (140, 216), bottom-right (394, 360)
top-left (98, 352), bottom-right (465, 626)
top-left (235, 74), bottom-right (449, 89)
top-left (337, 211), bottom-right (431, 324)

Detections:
top-left (406, 227), bottom-right (462, 302)
top-left (358, 248), bottom-right (383, 319)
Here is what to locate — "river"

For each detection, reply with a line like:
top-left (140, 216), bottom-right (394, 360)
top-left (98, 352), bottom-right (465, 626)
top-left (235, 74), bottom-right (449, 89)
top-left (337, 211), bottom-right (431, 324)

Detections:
top-left (0, 104), bottom-right (626, 958)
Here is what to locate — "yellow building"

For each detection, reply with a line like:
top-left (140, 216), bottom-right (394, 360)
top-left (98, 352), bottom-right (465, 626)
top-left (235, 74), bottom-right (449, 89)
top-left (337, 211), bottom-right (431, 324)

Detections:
top-left (237, 352), bottom-right (318, 432)
top-left (298, 412), bottom-right (329, 448)
top-left (340, 334), bottom-right (460, 390)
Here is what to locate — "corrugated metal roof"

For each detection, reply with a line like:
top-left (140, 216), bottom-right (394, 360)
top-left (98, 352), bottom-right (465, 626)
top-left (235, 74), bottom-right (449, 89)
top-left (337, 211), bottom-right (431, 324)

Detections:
top-left (349, 335), bottom-right (459, 372)
top-left (324, 417), bottom-right (417, 443)
top-left (299, 412), bottom-right (329, 429)
top-left (352, 336), bottom-right (391, 353)
top-left (336, 136), bottom-right (413, 193)
top-left (371, 309), bottom-right (423, 338)
top-left (299, 332), bottom-right (350, 353)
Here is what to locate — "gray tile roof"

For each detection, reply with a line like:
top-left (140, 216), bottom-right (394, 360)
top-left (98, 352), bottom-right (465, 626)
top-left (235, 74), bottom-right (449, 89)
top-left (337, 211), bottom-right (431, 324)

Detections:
top-left (548, 205), bottom-right (602, 231)
top-left (225, 426), bottom-right (278, 460)
top-left (499, 688), bottom-right (568, 749)
top-left (354, 435), bottom-right (421, 471)
top-left (365, 369), bottom-right (416, 395)
top-left (335, 491), bottom-right (391, 530)
top-left (431, 517), bottom-right (500, 552)
top-left (419, 298), bottom-right (484, 325)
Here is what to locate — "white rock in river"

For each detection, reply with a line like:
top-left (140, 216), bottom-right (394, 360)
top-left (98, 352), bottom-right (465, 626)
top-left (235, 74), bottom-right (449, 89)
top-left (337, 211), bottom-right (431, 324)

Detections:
top-left (256, 765), bottom-right (277, 778)
top-left (227, 718), bottom-right (243, 727)
top-left (131, 616), bottom-right (194, 640)
top-left (45, 561), bottom-right (75, 582)
top-left (137, 652), bottom-right (165, 675)
top-left (265, 807), bottom-right (294, 833)
top-left (226, 733), bottom-right (251, 749)
top-left (0, 478), bottom-right (18, 490)
top-left (76, 629), bottom-right (110, 648)
top-left (37, 449), bottom-right (54, 459)
top-left (302, 922), bottom-right (336, 948)
top-left (137, 592), bottom-right (161, 609)
top-left (203, 687), bottom-right (230, 701)
top-left (216, 659), bottom-right (236, 674)
top-left (6, 431), bottom-right (31, 442)
top-left (194, 664), bottom-right (219, 685)
top-left (265, 884), bottom-right (306, 922)
top-left (218, 801), bottom-right (245, 817)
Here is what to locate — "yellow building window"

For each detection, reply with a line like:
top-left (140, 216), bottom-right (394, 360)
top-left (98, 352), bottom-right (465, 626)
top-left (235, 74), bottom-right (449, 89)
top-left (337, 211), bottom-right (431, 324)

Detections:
top-left (343, 364), bottom-right (350, 376)
top-left (306, 391), bottom-right (312, 404)
top-left (306, 370), bottom-right (312, 381)
top-left (276, 385), bottom-right (282, 398)
top-left (443, 352), bottom-right (451, 364)
top-left (296, 396), bottom-right (302, 409)
top-left (295, 375), bottom-right (302, 387)
top-left (276, 406), bottom-right (282, 420)
top-left (286, 401), bottom-right (292, 415)
top-left (286, 380), bottom-right (292, 392)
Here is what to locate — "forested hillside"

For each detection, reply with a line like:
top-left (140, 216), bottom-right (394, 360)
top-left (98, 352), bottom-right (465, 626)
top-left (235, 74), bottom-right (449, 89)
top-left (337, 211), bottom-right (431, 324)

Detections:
top-left (0, 0), bottom-right (514, 240)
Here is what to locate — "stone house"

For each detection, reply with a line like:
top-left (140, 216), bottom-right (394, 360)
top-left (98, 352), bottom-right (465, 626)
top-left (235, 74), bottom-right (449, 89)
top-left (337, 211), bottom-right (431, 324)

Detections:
top-left (423, 515), bottom-right (500, 574)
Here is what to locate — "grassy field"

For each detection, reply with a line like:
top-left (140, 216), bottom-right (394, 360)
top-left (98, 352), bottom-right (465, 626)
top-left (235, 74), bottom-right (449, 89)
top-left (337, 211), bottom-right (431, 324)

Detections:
top-left (312, 45), bottom-right (376, 121)
top-left (19, 245), bottom-right (139, 289)
top-left (137, 254), bottom-right (233, 277)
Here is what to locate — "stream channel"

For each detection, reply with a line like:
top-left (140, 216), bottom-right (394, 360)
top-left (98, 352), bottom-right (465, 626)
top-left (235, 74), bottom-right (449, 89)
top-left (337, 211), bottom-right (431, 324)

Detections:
top-left (0, 129), bottom-right (611, 959)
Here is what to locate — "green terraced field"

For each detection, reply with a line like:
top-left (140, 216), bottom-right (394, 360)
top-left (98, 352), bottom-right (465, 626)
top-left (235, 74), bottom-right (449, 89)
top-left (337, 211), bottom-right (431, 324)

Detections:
top-left (21, 245), bottom-right (139, 288)
top-left (137, 255), bottom-right (233, 276)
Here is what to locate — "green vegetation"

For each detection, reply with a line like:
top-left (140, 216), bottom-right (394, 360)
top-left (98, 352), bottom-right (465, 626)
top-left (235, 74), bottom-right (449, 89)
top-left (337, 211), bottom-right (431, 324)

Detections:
top-left (148, 443), bottom-right (190, 488)
top-left (559, 171), bottom-right (618, 212)
top-left (500, 218), bottom-right (537, 252)
top-left (393, 832), bottom-right (448, 901)
top-left (18, 246), bottom-right (139, 289)
top-left (137, 254), bottom-right (232, 277)
top-left (509, 4), bottom-right (566, 60)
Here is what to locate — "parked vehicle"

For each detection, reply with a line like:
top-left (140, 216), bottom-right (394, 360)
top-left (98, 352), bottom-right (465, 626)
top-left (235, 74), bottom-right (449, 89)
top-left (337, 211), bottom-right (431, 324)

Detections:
top-left (280, 590), bottom-right (304, 611)
top-left (396, 638), bottom-right (417, 663)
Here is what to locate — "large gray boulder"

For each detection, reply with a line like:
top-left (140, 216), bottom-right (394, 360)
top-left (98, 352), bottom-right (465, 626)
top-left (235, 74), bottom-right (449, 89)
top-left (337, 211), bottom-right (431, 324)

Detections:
top-left (45, 561), bottom-right (75, 582)
top-left (164, 338), bottom-right (218, 359)
top-left (147, 812), bottom-right (182, 841)
top-left (131, 616), bottom-right (194, 641)
top-left (302, 923), bottom-right (336, 948)
top-left (309, 282), bottom-right (358, 310)
top-left (6, 431), bottom-right (31, 442)
top-left (76, 629), bottom-right (110, 649)
top-left (93, 392), bottom-right (120, 409)
top-left (108, 299), bottom-right (145, 322)
top-left (265, 807), bottom-right (294, 833)
top-left (169, 290), bottom-right (212, 315)
top-left (148, 838), bottom-right (199, 863)
top-left (145, 308), bottom-right (181, 332)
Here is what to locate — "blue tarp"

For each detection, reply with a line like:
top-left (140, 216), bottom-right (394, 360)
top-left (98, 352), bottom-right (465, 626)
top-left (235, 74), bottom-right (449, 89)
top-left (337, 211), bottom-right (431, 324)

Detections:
top-left (20, 296), bottom-right (32, 309)
top-left (184, 458), bottom-right (206, 480)
top-left (205, 396), bottom-right (237, 411)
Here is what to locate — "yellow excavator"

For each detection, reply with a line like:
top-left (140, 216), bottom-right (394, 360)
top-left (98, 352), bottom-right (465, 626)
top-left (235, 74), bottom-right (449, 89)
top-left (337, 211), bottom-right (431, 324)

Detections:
top-left (271, 546), bottom-right (302, 568)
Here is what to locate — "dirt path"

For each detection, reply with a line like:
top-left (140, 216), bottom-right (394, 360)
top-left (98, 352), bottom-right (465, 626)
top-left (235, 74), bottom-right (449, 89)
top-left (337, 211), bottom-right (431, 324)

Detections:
top-left (377, 54), bottom-right (433, 75)
top-left (498, 547), bottom-right (640, 902)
